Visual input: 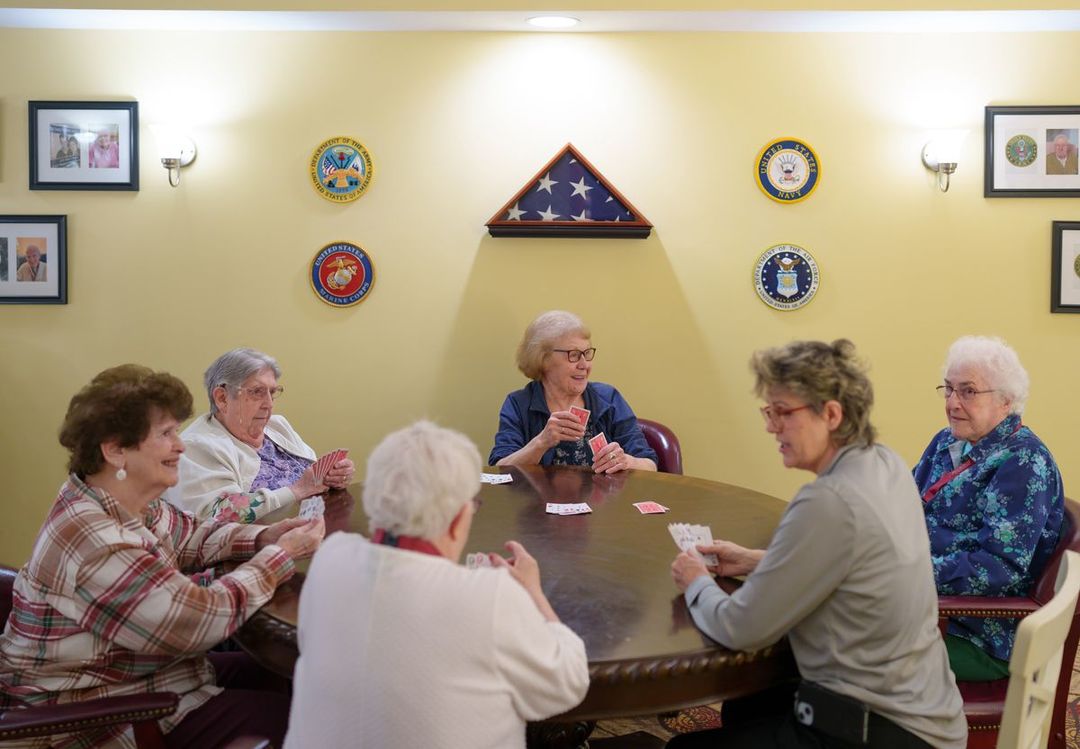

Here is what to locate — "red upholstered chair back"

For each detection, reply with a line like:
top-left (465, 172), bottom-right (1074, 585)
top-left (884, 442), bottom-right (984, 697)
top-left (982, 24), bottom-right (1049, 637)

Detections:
top-left (0, 564), bottom-right (17, 629)
top-left (638, 419), bottom-right (683, 475)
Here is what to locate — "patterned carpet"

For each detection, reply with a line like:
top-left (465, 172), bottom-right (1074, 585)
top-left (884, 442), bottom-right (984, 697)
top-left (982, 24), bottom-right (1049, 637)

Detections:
top-left (590, 653), bottom-right (1080, 747)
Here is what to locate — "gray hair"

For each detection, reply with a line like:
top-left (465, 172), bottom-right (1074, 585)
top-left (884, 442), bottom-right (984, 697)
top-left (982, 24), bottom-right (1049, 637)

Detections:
top-left (750, 339), bottom-right (877, 449)
top-left (943, 335), bottom-right (1028, 415)
top-left (203, 347), bottom-right (282, 414)
top-left (362, 420), bottom-right (481, 539)
top-left (516, 310), bottom-right (591, 380)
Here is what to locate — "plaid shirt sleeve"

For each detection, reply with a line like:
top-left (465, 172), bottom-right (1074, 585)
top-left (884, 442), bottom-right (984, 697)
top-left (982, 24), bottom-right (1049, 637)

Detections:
top-left (34, 496), bottom-right (294, 657)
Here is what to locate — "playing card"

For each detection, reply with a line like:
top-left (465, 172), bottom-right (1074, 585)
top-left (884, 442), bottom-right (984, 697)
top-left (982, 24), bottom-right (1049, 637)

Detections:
top-left (667, 522), bottom-right (718, 565)
top-left (569, 406), bottom-right (591, 426)
top-left (546, 502), bottom-right (593, 515)
top-left (633, 501), bottom-right (669, 514)
top-left (465, 552), bottom-right (492, 569)
top-left (312, 448), bottom-right (348, 484)
top-left (480, 472), bottom-right (513, 484)
top-left (299, 496), bottom-right (325, 520)
top-left (588, 433), bottom-right (608, 455)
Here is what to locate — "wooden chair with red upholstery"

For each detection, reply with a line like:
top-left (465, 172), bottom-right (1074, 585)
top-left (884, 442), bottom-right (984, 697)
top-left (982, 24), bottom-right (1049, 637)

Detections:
top-left (638, 418), bottom-right (683, 475)
top-left (937, 499), bottom-right (1080, 749)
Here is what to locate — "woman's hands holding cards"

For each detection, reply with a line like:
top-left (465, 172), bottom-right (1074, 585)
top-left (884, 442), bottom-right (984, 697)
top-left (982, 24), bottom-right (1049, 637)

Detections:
top-left (289, 465), bottom-right (327, 501)
top-left (257, 516), bottom-right (325, 560)
top-left (322, 457), bottom-right (355, 489)
top-left (538, 411), bottom-right (586, 449)
top-left (593, 441), bottom-right (627, 474)
top-left (491, 541), bottom-right (560, 622)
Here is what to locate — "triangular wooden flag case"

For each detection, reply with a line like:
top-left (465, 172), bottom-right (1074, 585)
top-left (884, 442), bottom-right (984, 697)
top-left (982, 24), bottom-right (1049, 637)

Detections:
top-left (486, 144), bottom-right (652, 238)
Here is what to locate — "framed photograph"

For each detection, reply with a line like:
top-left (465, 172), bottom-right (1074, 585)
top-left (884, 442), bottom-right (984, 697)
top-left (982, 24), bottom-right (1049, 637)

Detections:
top-left (29, 101), bottom-right (138, 190)
top-left (0, 215), bottom-right (67, 304)
top-left (1052, 221), bottom-right (1080, 313)
top-left (986, 105), bottom-right (1080, 197)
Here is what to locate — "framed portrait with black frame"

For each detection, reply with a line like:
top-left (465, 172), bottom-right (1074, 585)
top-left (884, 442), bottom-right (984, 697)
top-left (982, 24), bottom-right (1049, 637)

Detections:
top-left (985, 105), bottom-right (1080, 197)
top-left (1051, 221), bottom-right (1080, 313)
top-left (0, 215), bottom-right (67, 304)
top-left (29, 101), bottom-right (138, 191)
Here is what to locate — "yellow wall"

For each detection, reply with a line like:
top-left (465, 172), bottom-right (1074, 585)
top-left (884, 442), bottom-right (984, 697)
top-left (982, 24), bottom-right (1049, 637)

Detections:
top-left (0, 28), bottom-right (1077, 564)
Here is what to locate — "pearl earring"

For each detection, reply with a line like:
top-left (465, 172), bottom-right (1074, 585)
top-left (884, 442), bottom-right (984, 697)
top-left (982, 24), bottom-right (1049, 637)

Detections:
top-left (116, 466), bottom-right (127, 481)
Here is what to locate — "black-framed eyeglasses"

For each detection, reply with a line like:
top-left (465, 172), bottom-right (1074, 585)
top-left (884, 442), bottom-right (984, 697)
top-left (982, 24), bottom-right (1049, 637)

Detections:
top-left (935, 385), bottom-right (995, 402)
top-left (551, 348), bottom-right (597, 362)
top-left (759, 404), bottom-right (813, 427)
top-left (234, 385), bottom-right (285, 401)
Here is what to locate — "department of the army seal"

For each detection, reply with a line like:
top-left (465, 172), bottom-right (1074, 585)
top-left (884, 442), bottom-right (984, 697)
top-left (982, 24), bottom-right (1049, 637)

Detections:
top-left (310, 241), bottom-right (376, 307)
top-left (755, 138), bottom-right (821, 204)
top-left (754, 244), bottom-right (820, 311)
top-left (310, 137), bottom-right (375, 203)
top-left (1005, 134), bottom-right (1037, 168)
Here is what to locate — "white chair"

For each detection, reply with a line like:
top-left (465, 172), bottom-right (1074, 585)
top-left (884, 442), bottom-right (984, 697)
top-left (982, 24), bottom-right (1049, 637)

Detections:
top-left (996, 550), bottom-right (1080, 749)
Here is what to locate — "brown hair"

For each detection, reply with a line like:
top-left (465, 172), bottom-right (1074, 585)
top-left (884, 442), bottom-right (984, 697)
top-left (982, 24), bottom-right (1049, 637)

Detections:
top-left (750, 339), bottom-right (877, 448)
top-left (59, 364), bottom-right (193, 477)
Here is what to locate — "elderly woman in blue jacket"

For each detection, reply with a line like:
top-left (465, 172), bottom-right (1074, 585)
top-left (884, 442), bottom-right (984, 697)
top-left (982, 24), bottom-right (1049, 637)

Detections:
top-left (914, 335), bottom-right (1064, 681)
top-left (489, 311), bottom-right (656, 473)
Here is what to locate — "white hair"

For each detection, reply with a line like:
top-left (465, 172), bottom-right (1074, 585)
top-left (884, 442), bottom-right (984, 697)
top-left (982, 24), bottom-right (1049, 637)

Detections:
top-left (943, 335), bottom-right (1029, 415)
top-left (362, 420), bottom-right (481, 539)
top-left (203, 348), bottom-right (281, 414)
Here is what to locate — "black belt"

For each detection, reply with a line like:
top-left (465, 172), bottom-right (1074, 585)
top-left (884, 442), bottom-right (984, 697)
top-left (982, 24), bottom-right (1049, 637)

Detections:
top-left (794, 681), bottom-right (932, 749)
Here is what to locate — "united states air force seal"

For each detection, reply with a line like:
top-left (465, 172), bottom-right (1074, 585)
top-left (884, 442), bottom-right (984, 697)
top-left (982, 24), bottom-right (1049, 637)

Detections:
top-left (310, 137), bottom-right (375, 203)
top-left (756, 138), bottom-right (820, 204)
top-left (1005, 134), bottom-right (1037, 168)
top-left (754, 244), bottom-right (819, 311)
top-left (310, 242), bottom-right (376, 308)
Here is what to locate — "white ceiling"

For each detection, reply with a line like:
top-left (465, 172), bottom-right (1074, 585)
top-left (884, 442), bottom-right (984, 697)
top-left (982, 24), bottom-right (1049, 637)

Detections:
top-left (2, 8), bottom-right (1080, 32)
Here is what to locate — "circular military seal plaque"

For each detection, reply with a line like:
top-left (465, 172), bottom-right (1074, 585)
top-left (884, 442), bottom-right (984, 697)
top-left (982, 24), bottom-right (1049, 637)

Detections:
top-left (310, 241), bottom-right (376, 308)
top-left (1005, 134), bottom-right (1037, 168)
top-left (754, 244), bottom-right (819, 311)
top-left (310, 137), bottom-right (375, 203)
top-left (755, 138), bottom-right (821, 204)
top-left (1074, 252), bottom-right (1080, 280)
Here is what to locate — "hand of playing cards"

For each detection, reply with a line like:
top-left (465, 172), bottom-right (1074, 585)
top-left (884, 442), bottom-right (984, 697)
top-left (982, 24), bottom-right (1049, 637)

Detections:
top-left (299, 496), bottom-right (324, 520)
top-left (312, 448), bottom-right (349, 488)
top-left (668, 523), bottom-right (719, 566)
top-left (465, 552), bottom-right (493, 569)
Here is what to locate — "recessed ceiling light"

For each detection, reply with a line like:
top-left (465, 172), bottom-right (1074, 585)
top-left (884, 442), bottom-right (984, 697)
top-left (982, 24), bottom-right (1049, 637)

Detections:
top-left (526, 15), bottom-right (580, 29)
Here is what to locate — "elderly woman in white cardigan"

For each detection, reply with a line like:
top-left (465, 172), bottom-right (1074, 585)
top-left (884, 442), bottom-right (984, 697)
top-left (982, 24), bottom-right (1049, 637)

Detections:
top-left (284, 420), bottom-right (589, 749)
top-left (168, 348), bottom-right (355, 522)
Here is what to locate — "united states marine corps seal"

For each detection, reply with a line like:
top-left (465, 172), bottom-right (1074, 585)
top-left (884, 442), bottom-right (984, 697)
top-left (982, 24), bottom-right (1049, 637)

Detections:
top-left (756, 138), bottom-right (821, 204)
top-left (310, 137), bottom-right (374, 203)
top-left (754, 244), bottom-right (819, 311)
top-left (1005, 134), bottom-right (1037, 168)
top-left (310, 242), bottom-right (375, 307)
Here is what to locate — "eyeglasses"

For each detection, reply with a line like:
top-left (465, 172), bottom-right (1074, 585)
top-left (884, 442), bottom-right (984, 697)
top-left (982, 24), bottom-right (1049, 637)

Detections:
top-left (936, 385), bottom-right (995, 402)
top-left (235, 385), bottom-right (285, 401)
top-left (551, 348), bottom-right (597, 362)
top-left (759, 404), bottom-right (813, 427)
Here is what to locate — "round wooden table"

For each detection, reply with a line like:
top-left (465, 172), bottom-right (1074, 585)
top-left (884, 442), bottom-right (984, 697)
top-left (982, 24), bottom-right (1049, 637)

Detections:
top-left (234, 466), bottom-right (799, 740)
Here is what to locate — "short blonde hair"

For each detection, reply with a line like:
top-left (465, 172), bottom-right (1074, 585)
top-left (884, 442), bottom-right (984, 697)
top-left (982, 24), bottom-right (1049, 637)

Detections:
top-left (943, 335), bottom-right (1028, 415)
top-left (750, 339), bottom-right (877, 449)
top-left (515, 310), bottom-right (591, 380)
top-left (362, 421), bottom-right (481, 539)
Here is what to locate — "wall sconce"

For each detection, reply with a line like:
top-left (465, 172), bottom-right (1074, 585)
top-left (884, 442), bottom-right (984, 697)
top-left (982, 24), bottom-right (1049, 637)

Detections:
top-left (153, 126), bottom-right (197, 187)
top-left (922, 130), bottom-right (969, 193)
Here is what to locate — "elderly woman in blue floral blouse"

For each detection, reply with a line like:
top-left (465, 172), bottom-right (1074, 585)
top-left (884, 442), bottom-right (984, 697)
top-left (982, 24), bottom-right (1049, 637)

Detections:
top-left (489, 311), bottom-right (656, 473)
top-left (913, 335), bottom-right (1064, 681)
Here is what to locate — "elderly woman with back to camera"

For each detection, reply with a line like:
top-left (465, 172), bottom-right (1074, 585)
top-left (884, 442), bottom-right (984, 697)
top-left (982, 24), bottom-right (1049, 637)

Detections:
top-left (668, 340), bottom-right (965, 749)
top-left (489, 310), bottom-right (657, 473)
top-left (0, 364), bottom-right (324, 748)
top-left (914, 335), bottom-right (1064, 682)
top-left (285, 420), bottom-right (589, 748)
top-left (168, 347), bottom-right (355, 523)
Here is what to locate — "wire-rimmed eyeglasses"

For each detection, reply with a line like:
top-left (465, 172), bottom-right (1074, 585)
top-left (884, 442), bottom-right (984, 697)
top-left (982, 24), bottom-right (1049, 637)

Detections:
top-left (935, 384), bottom-right (995, 402)
top-left (551, 348), bottom-right (597, 362)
